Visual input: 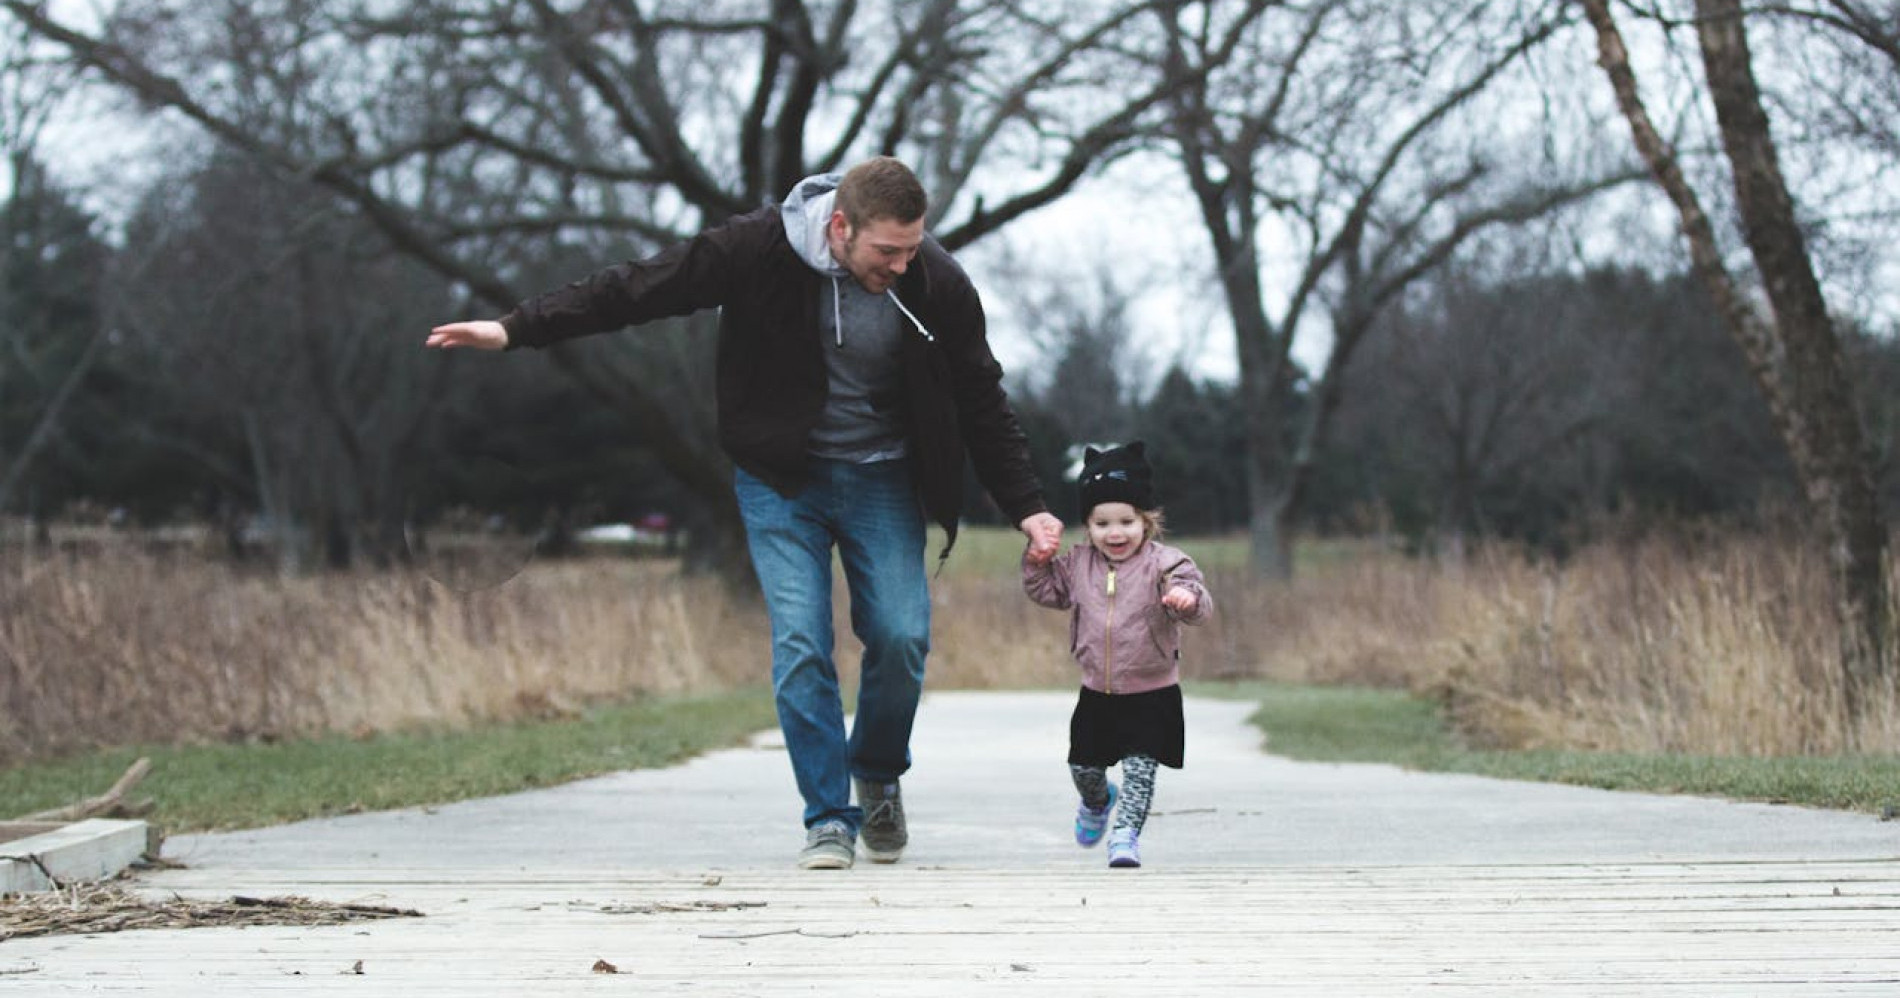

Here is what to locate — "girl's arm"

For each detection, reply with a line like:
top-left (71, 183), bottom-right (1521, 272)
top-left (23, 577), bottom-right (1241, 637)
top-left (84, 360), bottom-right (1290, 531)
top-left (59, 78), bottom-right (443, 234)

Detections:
top-left (1022, 546), bottom-right (1075, 610)
top-left (1159, 554), bottom-right (1213, 625)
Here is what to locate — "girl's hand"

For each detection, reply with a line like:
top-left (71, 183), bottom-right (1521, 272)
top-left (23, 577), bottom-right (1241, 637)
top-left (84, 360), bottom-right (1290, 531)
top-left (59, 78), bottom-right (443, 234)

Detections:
top-left (1162, 586), bottom-right (1197, 612)
top-left (1019, 511), bottom-right (1062, 565)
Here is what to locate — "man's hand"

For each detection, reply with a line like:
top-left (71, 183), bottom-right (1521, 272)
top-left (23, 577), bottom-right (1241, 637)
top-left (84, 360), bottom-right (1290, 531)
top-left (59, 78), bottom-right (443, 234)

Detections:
top-left (1019, 511), bottom-right (1063, 565)
top-left (1162, 586), bottom-right (1198, 613)
top-left (426, 320), bottom-right (509, 350)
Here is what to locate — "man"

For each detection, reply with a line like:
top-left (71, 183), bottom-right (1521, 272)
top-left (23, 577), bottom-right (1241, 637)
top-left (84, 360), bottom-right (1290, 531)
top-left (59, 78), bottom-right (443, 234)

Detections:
top-left (428, 157), bottom-right (1064, 869)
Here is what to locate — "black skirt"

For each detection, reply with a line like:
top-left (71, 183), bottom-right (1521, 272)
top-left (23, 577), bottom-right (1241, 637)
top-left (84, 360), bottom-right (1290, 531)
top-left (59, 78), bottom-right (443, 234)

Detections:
top-left (1068, 684), bottom-right (1184, 769)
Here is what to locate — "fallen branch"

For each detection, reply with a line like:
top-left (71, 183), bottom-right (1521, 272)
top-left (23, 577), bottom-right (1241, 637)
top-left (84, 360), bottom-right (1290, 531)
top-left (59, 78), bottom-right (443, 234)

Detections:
top-left (15, 758), bottom-right (152, 822)
top-left (235, 896), bottom-right (422, 918)
top-left (700, 928), bottom-right (860, 940)
top-left (575, 899), bottom-right (768, 916)
top-left (1, 883), bottom-right (421, 941)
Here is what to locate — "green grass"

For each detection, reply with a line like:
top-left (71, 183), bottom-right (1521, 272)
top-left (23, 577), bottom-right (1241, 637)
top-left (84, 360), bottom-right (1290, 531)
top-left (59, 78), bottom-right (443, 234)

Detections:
top-left (1198, 680), bottom-right (1900, 816)
top-left (0, 688), bottom-right (777, 833)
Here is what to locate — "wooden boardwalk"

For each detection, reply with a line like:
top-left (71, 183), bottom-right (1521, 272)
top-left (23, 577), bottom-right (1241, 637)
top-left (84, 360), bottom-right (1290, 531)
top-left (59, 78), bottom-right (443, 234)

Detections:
top-left (5, 858), bottom-right (1898, 994)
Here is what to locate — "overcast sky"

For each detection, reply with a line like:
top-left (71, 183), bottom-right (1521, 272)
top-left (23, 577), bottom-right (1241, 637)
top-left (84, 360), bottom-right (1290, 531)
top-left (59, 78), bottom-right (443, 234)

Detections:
top-left (19, 0), bottom-right (1898, 400)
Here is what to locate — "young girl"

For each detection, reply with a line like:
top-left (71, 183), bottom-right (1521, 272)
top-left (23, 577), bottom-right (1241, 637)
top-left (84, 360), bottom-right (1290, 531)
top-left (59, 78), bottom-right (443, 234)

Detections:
top-left (1022, 441), bottom-right (1212, 868)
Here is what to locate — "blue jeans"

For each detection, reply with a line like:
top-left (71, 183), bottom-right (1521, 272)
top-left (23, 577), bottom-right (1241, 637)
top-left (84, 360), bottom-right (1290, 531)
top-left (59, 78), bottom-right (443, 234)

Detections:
top-left (735, 459), bottom-right (930, 832)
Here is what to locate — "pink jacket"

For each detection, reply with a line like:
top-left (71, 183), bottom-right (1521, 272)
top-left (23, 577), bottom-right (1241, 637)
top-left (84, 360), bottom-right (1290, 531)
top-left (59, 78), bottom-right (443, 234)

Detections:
top-left (1023, 540), bottom-right (1212, 695)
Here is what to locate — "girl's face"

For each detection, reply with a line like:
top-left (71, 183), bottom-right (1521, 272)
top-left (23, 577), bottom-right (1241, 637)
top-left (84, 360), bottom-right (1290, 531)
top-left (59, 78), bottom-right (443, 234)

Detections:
top-left (1086, 502), bottom-right (1147, 562)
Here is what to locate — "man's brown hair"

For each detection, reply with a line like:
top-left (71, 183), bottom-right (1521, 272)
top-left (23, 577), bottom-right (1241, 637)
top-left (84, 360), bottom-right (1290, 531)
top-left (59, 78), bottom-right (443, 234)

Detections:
top-left (835, 157), bottom-right (927, 229)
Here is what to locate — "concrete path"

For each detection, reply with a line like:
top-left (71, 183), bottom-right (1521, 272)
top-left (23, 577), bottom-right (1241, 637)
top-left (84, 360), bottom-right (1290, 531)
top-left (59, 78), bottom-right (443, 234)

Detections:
top-left (5, 691), bottom-right (1898, 995)
top-left (153, 691), bottom-right (1897, 870)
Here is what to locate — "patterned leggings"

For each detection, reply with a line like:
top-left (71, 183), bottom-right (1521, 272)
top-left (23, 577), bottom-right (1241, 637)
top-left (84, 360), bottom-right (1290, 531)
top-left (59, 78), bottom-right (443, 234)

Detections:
top-left (1070, 755), bottom-right (1159, 833)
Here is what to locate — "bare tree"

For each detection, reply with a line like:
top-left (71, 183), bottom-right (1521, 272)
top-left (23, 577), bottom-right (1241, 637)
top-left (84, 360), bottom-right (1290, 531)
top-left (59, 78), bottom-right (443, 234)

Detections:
top-left (1002, 262), bottom-right (1146, 444)
top-left (1748, 2), bottom-right (1900, 309)
top-left (1, 0), bottom-right (1205, 575)
top-left (1579, 0), bottom-right (1891, 723)
top-left (1158, 0), bottom-right (1630, 578)
top-left (1347, 258), bottom-right (1627, 557)
top-left (1759, 1), bottom-right (1900, 73)
top-left (111, 153), bottom-right (455, 572)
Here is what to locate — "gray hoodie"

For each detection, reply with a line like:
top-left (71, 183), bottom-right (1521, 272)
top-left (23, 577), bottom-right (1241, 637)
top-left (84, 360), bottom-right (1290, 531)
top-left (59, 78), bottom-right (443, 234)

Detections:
top-left (780, 173), bottom-right (912, 463)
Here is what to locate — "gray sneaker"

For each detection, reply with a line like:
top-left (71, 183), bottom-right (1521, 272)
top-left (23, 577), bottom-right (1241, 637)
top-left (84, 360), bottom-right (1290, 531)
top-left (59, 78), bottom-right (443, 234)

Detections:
top-left (798, 819), bottom-right (855, 870)
top-left (855, 777), bottom-right (908, 863)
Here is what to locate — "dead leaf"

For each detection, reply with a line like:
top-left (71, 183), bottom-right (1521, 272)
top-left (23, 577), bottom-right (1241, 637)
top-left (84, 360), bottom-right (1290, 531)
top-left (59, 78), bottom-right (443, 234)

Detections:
top-left (592, 959), bottom-right (618, 974)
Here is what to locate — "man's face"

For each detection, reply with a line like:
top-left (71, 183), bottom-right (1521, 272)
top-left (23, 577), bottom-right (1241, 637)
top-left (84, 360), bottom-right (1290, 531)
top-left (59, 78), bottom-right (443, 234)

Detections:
top-left (1086, 502), bottom-right (1148, 562)
top-left (829, 212), bottom-right (924, 294)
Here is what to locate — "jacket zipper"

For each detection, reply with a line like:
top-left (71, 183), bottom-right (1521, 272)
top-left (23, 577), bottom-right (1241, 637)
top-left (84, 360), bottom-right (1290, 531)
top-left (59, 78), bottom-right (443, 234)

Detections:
top-left (1104, 565), bottom-right (1117, 694)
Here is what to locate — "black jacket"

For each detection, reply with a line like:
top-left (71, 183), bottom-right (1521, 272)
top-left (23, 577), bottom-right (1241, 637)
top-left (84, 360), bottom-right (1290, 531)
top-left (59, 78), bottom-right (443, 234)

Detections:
top-left (498, 204), bottom-right (1048, 553)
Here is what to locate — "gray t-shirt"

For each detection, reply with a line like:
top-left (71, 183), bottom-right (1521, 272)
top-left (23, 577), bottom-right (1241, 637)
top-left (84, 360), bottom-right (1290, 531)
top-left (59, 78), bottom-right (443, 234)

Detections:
top-left (809, 275), bottom-right (909, 462)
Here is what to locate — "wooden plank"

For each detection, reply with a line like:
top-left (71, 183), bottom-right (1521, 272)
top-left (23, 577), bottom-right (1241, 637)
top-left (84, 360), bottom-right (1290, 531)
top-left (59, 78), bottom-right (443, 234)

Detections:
top-left (5, 860), bottom-right (1895, 995)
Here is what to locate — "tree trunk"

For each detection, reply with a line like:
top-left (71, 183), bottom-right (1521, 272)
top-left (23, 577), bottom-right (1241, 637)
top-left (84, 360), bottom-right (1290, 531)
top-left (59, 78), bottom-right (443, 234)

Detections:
top-left (1281, 300), bottom-right (1377, 542)
top-left (1692, 0), bottom-right (1891, 718)
top-left (1246, 474), bottom-right (1295, 581)
top-left (1583, 0), bottom-right (1892, 724)
top-left (1210, 222), bottom-right (1293, 582)
top-left (1242, 364), bottom-right (1295, 580)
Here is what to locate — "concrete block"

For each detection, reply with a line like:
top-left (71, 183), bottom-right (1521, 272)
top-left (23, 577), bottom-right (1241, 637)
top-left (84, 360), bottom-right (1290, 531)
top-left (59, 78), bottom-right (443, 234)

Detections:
top-left (0, 818), bottom-right (150, 895)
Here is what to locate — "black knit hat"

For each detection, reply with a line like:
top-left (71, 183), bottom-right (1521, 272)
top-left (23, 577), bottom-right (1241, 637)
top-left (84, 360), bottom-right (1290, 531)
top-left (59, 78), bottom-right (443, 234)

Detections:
top-left (1077, 441), bottom-right (1155, 517)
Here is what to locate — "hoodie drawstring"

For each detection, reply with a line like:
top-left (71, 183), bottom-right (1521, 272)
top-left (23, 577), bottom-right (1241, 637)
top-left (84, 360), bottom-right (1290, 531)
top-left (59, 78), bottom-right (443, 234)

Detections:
top-left (887, 290), bottom-right (935, 343)
top-left (830, 278), bottom-right (937, 347)
top-left (831, 276), bottom-right (844, 348)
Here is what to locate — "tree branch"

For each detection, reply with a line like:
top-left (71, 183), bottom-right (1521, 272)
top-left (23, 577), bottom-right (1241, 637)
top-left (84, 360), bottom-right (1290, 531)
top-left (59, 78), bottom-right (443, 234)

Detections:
top-left (1576, 0), bottom-right (1793, 430)
top-left (436, 213), bottom-right (685, 246)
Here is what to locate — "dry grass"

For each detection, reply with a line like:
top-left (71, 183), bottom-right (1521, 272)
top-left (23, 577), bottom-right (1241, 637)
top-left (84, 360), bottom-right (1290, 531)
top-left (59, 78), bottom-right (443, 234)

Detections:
top-left (1241, 532), bottom-right (1900, 756)
top-left (5, 524), bottom-right (1896, 766)
top-left (925, 568), bottom-right (1075, 689)
top-left (0, 540), bottom-right (766, 764)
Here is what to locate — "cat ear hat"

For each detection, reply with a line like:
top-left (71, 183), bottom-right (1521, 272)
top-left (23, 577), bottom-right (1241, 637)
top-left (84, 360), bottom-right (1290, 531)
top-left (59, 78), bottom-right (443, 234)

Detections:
top-left (1077, 441), bottom-right (1154, 518)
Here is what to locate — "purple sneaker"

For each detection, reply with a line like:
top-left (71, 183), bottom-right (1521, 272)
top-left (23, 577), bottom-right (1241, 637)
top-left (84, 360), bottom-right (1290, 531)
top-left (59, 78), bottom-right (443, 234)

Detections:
top-left (1107, 828), bottom-right (1141, 868)
top-left (1074, 783), bottom-right (1118, 847)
